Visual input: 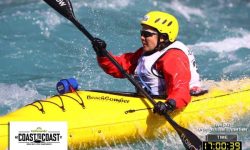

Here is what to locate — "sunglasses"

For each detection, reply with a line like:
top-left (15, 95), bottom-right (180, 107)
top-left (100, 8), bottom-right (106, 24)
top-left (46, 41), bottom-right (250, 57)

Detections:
top-left (140, 30), bottom-right (157, 38)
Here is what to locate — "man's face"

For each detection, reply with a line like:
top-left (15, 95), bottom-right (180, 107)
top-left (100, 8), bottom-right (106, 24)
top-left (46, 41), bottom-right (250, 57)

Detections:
top-left (140, 25), bottom-right (158, 52)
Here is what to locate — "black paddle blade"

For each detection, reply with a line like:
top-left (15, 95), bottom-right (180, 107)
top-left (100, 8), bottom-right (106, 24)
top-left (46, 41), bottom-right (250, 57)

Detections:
top-left (177, 126), bottom-right (202, 150)
top-left (43, 0), bottom-right (75, 20)
top-left (163, 113), bottom-right (202, 150)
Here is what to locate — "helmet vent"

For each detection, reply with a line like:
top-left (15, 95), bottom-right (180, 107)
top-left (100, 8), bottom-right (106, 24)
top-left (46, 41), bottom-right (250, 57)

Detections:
top-left (162, 20), bottom-right (167, 24)
top-left (167, 21), bottom-right (172, 26)
top-left (155, 18), bottom-right (160, 23)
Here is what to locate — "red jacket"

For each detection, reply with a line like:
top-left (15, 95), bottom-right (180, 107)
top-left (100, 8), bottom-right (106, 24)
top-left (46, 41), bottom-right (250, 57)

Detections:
top-left (97, 48), bottom-right (191, 109)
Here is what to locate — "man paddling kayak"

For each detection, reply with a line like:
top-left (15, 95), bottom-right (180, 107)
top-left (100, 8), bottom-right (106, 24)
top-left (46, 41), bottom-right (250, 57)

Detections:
top-left (92, 11), bottom-right (205, 115)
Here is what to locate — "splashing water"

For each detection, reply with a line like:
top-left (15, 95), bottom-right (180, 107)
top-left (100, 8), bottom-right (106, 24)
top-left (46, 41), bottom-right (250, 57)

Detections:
top-left (0, 0), bottom-right (249, 149)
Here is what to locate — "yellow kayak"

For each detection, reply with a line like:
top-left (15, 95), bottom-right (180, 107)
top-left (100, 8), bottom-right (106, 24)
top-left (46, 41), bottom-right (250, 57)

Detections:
top-left (0, 80), bottom-right (250, 150)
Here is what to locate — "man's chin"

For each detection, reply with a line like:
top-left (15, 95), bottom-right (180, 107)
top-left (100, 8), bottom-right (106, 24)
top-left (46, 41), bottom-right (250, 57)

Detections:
top-left (143, 47), bottom-right (149, 51)
top-left (143, 48), bottom-right (154, 52)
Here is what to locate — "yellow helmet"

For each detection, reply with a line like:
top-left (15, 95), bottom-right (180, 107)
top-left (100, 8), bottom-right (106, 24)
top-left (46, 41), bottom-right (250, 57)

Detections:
top-left (141, 11), bottom-right (179, 42)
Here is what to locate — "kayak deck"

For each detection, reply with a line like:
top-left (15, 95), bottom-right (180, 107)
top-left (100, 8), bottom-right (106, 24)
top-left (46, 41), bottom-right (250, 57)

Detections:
top-left (0, 83), bottom-right (250, 149)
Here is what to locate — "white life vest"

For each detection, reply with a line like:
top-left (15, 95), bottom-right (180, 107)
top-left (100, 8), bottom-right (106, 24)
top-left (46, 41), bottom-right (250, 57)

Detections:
top-left (134, 41), bottom-right (201, 95)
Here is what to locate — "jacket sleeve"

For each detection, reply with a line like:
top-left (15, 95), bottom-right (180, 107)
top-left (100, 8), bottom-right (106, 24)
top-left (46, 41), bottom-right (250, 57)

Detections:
top-left (156, 49), bottom-right (191, 109)
top-left (97, 48), bottom-right (143, 78)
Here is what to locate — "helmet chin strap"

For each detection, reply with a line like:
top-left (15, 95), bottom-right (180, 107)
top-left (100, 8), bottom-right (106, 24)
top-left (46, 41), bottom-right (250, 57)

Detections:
top-left (154, 34), bottom-right (161, 51)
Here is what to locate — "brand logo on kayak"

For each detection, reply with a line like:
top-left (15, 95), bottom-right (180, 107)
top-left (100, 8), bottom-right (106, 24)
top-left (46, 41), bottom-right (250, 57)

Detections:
top-left (56, 0), bottom-right (66, 7)
top-left (87, 95), bottom-right (130, 103)
top-left (181, 133), bottom-right (202, 150)
top-left (10, 122), bottom-right (67, 150)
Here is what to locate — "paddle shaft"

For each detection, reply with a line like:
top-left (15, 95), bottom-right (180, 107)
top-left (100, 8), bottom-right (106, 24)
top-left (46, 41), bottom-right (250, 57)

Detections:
top-left (70, 18), bottom-right (94, 42)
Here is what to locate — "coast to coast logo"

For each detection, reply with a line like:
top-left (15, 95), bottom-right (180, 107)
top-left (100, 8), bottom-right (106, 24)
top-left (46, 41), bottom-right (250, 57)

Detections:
top-left (10, 122), bottom-right (67, 150)
top-left (15, 127), bottom-right (61, 144)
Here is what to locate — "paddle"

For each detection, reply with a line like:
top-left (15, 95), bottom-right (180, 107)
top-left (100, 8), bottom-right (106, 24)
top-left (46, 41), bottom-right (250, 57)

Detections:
top-left (43, 0), bottom-right (202, 149)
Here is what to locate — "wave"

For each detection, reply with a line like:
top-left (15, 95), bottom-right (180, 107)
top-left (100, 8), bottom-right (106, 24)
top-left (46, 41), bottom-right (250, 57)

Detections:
top-left (72, 0), bottom-right (133, 10)
top-left (0, 83), bottom-right (45, 116)
top-left (0, 0), bottom-right (38, 7)
top-left (0, 0), bottom-right (133, 10)
top-left (189, 32), bottom-right (250, 53)
top-left (153, 0), bottom-right (205, 21)
top-left (168, 0), bottom-right (205, 21)
top-left (223, 62), bottom-right (249, 74)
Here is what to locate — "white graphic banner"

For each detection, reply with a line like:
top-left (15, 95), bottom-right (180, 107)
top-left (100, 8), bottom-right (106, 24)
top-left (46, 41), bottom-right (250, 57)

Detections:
top-left (9, 121), bottom-right (67, 150)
